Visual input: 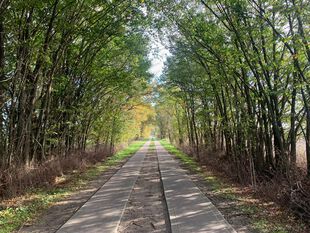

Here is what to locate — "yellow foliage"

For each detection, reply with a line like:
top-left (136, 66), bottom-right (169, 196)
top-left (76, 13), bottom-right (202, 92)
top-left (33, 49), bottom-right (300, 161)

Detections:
top-left (120, 102), bottom-right (155, 141)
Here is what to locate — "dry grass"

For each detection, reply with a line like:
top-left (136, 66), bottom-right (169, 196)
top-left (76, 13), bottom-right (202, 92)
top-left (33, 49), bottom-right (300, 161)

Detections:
top-left (0, 146), bottom-right (111, 200)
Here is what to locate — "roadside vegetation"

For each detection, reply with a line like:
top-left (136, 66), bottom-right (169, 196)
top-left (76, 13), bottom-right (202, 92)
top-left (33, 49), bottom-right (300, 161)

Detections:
top-left (0, 140), bottom-right (145, 233)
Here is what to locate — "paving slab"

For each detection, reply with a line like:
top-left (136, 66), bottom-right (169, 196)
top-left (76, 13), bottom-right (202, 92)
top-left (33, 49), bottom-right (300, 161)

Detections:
top-left (155, 141), bottom-right (236, 233)
top-left (56, 141), bottom-right (149, 233)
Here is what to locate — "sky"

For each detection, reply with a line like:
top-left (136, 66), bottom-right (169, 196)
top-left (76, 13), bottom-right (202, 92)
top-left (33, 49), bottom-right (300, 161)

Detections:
top-left (148, 38), bottom-right (170, 78)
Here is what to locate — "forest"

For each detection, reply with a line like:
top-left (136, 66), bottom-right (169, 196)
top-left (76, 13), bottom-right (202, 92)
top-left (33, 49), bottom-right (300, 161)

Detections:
top-left (0, 0), bottom-right (309, 230)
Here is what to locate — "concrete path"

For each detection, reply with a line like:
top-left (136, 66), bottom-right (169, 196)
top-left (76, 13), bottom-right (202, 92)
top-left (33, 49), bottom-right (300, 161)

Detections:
top-left (56, 141), bottom-right (150, 233)
top-left (56, 140), bottom-right (236, 233)
top-left (155, 141), bottom-right (236, 233)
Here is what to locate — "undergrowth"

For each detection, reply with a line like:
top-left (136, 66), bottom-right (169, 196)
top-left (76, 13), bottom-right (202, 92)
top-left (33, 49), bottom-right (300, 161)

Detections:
top-left (0, 140), bottom-right (145, 233)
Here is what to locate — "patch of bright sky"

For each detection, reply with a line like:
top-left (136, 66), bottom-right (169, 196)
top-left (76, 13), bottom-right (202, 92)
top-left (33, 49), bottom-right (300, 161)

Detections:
top-left (139, 4), bottom-right (170, 79)
top-left (148, 36), bottom-right (171, 79)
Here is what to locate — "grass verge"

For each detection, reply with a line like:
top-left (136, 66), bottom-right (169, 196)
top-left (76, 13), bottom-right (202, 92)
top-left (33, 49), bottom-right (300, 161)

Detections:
top-left (0, 140), bottom-right (146, 233)
top-left (159, 139), bottom-right (307, 233)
